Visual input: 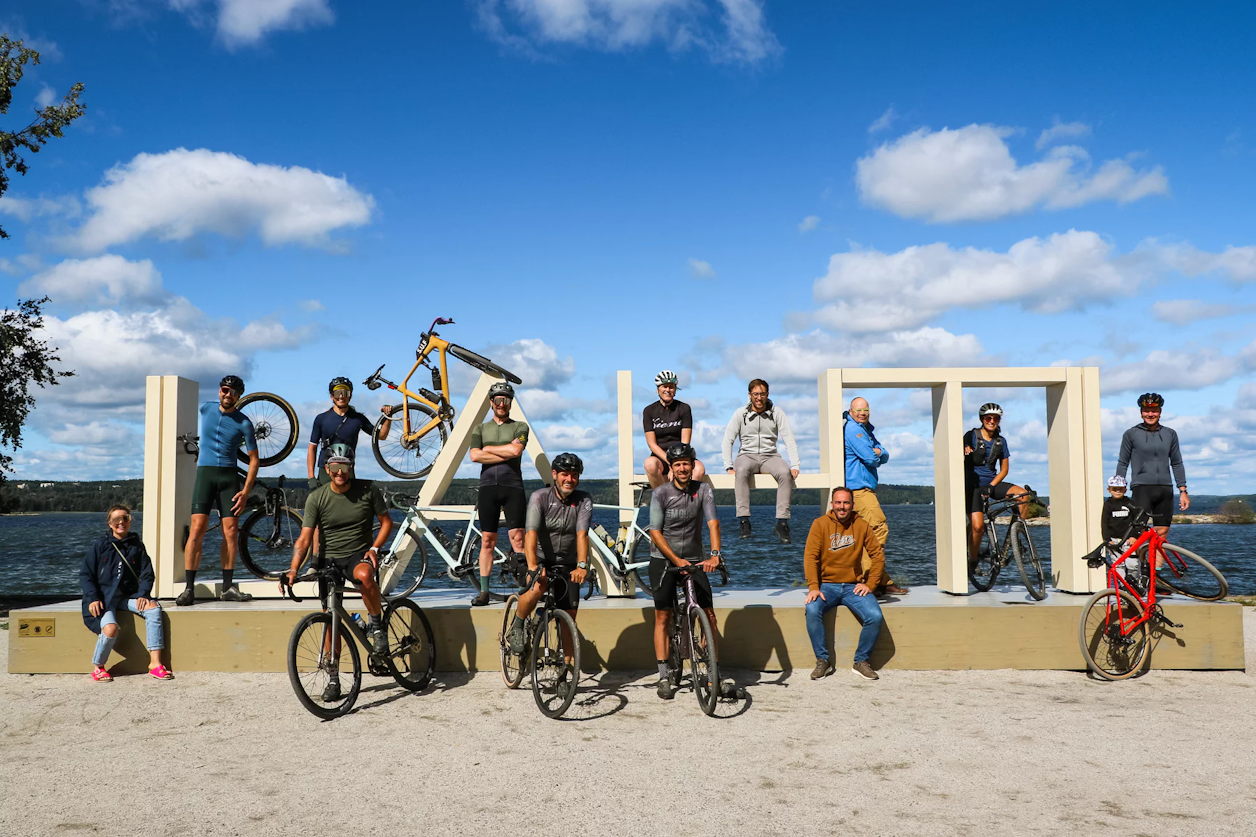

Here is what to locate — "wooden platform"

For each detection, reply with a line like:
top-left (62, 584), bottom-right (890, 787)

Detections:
top-left (8, 586), bottom-right (1244, 675)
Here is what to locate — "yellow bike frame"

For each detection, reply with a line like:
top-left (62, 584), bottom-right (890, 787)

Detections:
top-left (391, 332), bottom-right (454, 445)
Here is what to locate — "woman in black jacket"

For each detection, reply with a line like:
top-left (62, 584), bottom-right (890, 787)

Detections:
top-left (81, 504), bottom-right (171, 681)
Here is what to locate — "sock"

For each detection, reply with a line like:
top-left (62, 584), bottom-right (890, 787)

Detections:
top-left (184, 570), bottom-right (196, 589)
top-left (222, 568), bottom-right (234, 590)
top-left (739, 517), bottom-right (750, 523)
top-left (93, 632), bottom-right (118, 668)
top-left (369, 613), bottom-right (382, 630)
top-left (480, 574), bottom-right (490, 593)
top-left (657, 661), bottom-right (669, 679)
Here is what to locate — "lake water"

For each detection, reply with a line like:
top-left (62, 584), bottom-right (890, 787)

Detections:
top-left (2, 505), bottom-right (1252, 597)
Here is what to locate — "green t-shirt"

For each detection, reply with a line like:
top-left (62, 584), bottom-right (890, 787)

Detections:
top-left (302, 479), bottom-right (387, 560)
top-left (469, 418), bottom-right (529, 488)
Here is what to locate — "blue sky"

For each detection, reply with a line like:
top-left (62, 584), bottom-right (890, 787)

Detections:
top-left (3, 1), bottom-right (1256, 492)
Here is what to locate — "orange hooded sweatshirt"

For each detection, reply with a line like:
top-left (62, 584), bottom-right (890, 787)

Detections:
top-left (803, 510), bottom-right (885, 591)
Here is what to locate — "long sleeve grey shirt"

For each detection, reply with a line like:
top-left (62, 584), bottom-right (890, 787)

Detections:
top-left (1115, 423), bottom-right (1187, 488)
top-left (721, 400), bottom-right (801, 471)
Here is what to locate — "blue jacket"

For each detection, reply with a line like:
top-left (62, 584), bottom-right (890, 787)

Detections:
top-left (80, 531), bottom-right (155, 634)
top-left (844, 411), bottom-right (889, 490)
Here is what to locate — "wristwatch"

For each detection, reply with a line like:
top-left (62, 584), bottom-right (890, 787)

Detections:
top-left (709, 550), bottom-right (722, 558)
top-left (576, 561), bottom-right (588, 569)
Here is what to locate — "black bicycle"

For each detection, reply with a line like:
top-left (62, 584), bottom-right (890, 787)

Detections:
top-left (663, 561), bottom-right (729, 717)
top-left (280, 564), bottom-right (435, 719)
top-left (968, 485), bottom-right (1047, 600)
top-left (499, 568), bottom-right (582, 719)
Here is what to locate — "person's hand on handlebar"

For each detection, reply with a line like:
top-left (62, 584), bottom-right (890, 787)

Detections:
top-left (699, 555), bottom-right (721, 573)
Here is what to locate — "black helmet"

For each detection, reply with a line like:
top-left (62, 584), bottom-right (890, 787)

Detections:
top-left (329, 376), bottom-right (353, 394)
top-left (220, 375), bottom-right (244, 393)
top-left (666, 442), bottom-right (696, 463)
top-left (978, 402), bottom-right (1003, 417)
top-left (488, 381), bottom-right (515, 401)
top-left (551, 452), bottom-right (583, 474)
top-left (1137, 392), bottom-right (1164, 408)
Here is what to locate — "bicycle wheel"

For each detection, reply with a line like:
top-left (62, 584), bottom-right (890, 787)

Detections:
top-left (287, 613), bottom-right (362, 719)
top-left (499, 594), bottom-right (527, 689)
top-left (1010, 520), bottom-right (1047, 600)
top-left (969, 520), bottom-right (1000, 592)
top-left (380, 525), bottom-right (429, 601)
top-left (1079, 588), bottom-right (1150, 681)
top-left (239, 506), bottom-right (307, 579)
top-left (447, 343), bottom-right (523, 385)
top-left (382, 599), bottom-right (435, 691)
top-left (531, 608), bottom-right (580, 719)
top-left (689, 606), bottom-right (719, 716)
top-left (236, 392), bottom-right (299, 467)
top-left (372, 403), bottom-right (448, 479)
top-left (1154, 544), bottom-right (1228, 601)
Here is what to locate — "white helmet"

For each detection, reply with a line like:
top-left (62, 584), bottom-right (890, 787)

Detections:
top-left (654, 370), bottom-right (680, 389)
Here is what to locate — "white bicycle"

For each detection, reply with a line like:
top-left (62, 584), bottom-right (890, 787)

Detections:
top-left (582, 481), bottom-right (657, 599)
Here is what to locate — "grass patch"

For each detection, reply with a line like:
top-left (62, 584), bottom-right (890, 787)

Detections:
top-left (0, 620), bottom-right (8, 630)
top-left (1226, 596), bottom-right (1256, 607)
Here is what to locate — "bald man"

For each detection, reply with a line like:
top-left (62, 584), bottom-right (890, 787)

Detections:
top-left (843, 397), bottom-right (908, 596)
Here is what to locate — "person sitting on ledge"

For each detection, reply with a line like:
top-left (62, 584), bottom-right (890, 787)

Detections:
top-left (721, 378), bottom-right (801, 544)
top-left (81, 504), bottom-right (172, 682)
top-left (803, 487), bottom-right (885, 682)
top-left (642, 369), bottom-right (707, 489)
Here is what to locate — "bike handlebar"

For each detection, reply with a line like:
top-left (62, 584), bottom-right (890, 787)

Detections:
top-left (672, 560), bottom-right (730, 586)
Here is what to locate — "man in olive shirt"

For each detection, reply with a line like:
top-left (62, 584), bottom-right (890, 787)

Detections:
top-left (468, 381), bottom-right (530, 606)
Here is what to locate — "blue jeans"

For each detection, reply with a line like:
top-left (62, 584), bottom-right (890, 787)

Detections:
top-left (94, 599), bottom-right (164, 666)
top-left (804, 583), bottom-right (883, 664)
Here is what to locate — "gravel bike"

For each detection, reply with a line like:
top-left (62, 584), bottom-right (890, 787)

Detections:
top-left (499, 568), bottom-right (582, 719)
top-left (583, 481), bottom-right (655, 599)
top-left (968, 485), bottom-right (1047, 600)
top-left (280, 564), bottom-right (435, 719)
top-left (363, 317), bottom-right (522, 479)
top-left (662, 561), bottom-right (729, 717)
top-left (1079, 508), bottom-right (1228, 681)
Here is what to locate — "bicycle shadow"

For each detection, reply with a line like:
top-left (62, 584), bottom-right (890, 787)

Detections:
top-left (561, 673), bottom-right (630, 721)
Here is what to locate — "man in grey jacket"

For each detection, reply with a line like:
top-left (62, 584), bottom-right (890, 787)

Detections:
top-left (722, 378), bottom-right (801, 543)
top-left (1115, 392), bottom-right (1188, 538)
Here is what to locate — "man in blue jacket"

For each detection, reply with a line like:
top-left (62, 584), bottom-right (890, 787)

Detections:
top-left (844, 397), bottom-right (907, 596)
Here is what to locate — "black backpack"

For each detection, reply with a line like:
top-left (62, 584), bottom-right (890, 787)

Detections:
top-left (966, 429), bottom-right (1005, 468)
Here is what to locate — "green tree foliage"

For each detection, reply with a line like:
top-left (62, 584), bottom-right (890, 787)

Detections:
top-left (0, 297), bottom-right (74, 485)
top-left (1, 34), bottom-right (86, 240)
top-left (1218, 498), bottom-right (1256, 524)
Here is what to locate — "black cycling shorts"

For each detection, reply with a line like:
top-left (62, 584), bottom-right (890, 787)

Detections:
top-left (649, 558), bottom-right (713, 611)
top-left (1132, 484), bottom-right (1174, 527)
top-left (317, 551), bottom-right (375, 599)
top-left (533, 562), bottom-right (581, 611)
top-left (191, 466), bottom-right (241, 517)
top-left (477, 485), bottom-right (527, 532)
top-left (966, 479), bottom-right (1012, 516)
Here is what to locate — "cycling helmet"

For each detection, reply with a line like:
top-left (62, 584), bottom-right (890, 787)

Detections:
top-left (219, 375), bottom-right (245, 393)
top-left (551, 452), bottom-right (584, 474)
top-left (326, 442), bottom-right (354, 465)
top-left (1107, 475), bottom-right (1128, 489)
top-left (654, 369), bottom-right (680, 389)
top-left (488, 381), bottom-right (515, 401)
top-left (665, 442), bottom-right (696, 463)
top-left (978, 402), bottom-right (1003, 417)
top-left (1137, 392), bottom-right (1164, 409)
top-left (329, 376), bottom-right (353, 394)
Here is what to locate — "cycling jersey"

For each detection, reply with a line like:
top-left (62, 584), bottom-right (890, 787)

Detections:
top-left (469, 418), bottom-right (529, 488)
top-left (525, 487), bottom-right (592, 565)
top-left (642, 399), bottom-right (692, 450)
top-left (648, 480), bottom-right (717, 560)
top-left (1115, 423), bottom-right (1186, 488)
top-left (963, 429), bottom-right (1009, 486)
top-left (309, 408), bottom-right (373, 470)
top-left (197, 401), bottom-right (257, 468)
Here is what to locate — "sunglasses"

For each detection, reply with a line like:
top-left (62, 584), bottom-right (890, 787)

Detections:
top-left (109, 516), bottom-right (131, 525)
top-left (491, 397), bottom-right (512, 407)
top-left (220, 386), bottom-right (240, 395)
top-left (983, 415), bottom-right (1001, 422)
top-left (332, 388), bottom-right (351, 397)
top-left (328, 463), bottom-right (352, 474)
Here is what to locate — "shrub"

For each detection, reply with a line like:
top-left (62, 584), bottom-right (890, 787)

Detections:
top-left (1218, 498), bottom-right (1256, 524)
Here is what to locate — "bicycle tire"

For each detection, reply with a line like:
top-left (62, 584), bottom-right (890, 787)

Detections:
top-left (236, 392), bottom-right (299, 467)
top-left (446, 344), bottom-right (523, 385)
top-left (383, 599), bottom-right (435, 691)
top-left (372, 403), bottom-right (448, 479)
top-left (531, 607), bottom-right (580, 718)
top-left (969, 519), bottom-right (1000, 592)
top-left (1010, 520), bottom-right (1047, 600)
top-left (287, 612), bottom-right (362, 719)
top-left (1078, 588), bottom-right (1150, 681)
top-left (1154, 544), bottom-right (1228, 601)
top-left (689, 606), bottom-right (719, 716)
top-left (239, 506), bottom-right (307, 579)
top-left (380, 525), bottom-right (430, 601)
top-left (499, 594), bottom-right (527, 689)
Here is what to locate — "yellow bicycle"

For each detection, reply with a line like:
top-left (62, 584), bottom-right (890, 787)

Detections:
top-left (364, 317), bottom-right (522, 479)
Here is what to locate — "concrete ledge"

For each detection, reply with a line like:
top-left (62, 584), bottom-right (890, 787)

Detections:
top-left (9, 587), bottom-right (1244, 674)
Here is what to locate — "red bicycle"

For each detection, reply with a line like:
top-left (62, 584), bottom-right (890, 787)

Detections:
top-left (1078, 507), bottom-right (1228, 680)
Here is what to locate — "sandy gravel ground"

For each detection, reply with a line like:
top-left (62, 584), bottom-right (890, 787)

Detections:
top-left (3, 612), bottom-right (1256, 837)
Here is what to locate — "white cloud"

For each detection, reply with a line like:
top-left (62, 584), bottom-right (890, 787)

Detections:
top-left (1148, 241), bottom-right (1256, 283)
top-left (856, 124), bottom-right (1168, 223)
top-left (299, 298), bottom-right (325, 312)
top-left (69, 148), bottom-right (374, 252)
top-left (868, 106), bottom-right (898, 135)
top-left (34, 83), bottom-right (57, 109)
top-left (1151, 299), bottom-right (1251, 325)
top-left (797, 215), bottom-right (820, 233)
top-left (169, 0), bottom-right (333, 47)
top-left (18, 255), bottom-right (163, 306)
top-left (1101, 340), bottom-right (1256, 394)
top-left (535, 423), bottom-right (608, 451)
top-left (483, 338), bottom-right (576, 390)
top-left (0, 194), bottom-right (82, 222)
top-left (516, 388), bottom-right (612, 421)
top-left (476, 0), bottom-right (780, 65)
top-left (1036, 119), bottom-right (1091, 151)
top-left (688, 257), bottom-right (717, 279)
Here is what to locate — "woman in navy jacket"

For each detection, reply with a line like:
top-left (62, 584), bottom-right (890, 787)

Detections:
top-left (81, 504), bottom-right (171, 681)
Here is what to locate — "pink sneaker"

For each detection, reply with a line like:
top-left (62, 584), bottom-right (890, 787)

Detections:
top-left (148, 665), bottom-right (173, 680)
top-left (92, 666), bottom-right (113, 682)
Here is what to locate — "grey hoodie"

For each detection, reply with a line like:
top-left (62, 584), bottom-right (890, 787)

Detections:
top-left (721, 399), bottom-right (801, 470)
top-left (1115, 422), bottom-right (1186, 488)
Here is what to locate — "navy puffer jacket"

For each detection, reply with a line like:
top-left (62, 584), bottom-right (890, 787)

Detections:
top-left (80, 531), bottom-right (155, 634)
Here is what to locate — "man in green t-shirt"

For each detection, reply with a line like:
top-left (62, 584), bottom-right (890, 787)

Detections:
top-left (285, 444), bottom-right (393, 699)
top-left (468, 381), bottom-right (530, 606)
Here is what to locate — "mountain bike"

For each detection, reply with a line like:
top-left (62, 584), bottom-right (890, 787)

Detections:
top-left (363, 317), bottom-right (523, 479)
top-left (968, 485), bottom-right (1047, 600)
top-left (662, 561), bottom-right (730, 717)
top-left (499, 568), bottom-right (582, 719)
top-left (376, 490), bottom-right (524, 602)
top-left (1079, 508), bottom-right (1228, 681)
top-left (583, 481), bottom-right (656, 599)
top-left (280, 564), bottom-right (435, 719)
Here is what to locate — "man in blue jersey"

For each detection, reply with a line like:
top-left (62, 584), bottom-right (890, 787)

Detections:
top-left (178, 375), bottom-right (259, 606)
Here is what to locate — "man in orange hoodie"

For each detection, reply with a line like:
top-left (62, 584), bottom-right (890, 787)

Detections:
top-left (803, 487), bottom-right (885, 681)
